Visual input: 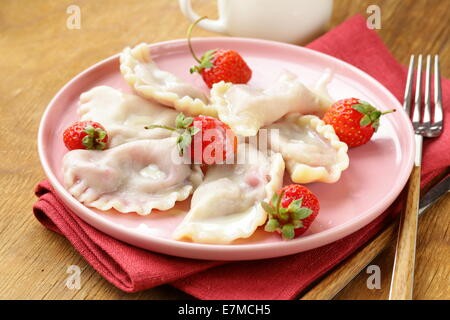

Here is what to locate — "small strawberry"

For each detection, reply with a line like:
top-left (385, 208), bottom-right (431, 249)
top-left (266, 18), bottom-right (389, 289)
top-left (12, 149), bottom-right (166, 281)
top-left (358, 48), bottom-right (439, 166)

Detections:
top-left (63, 121), bottom-right (108, 151)
top-left (261, 184), bottom-right (320, 240)
top-left (188, 115), bottom-right (237, 164)
top-left (187, 17), bottom-right (252, 88)
top-left (145, 113), bottom-right (237, 165)
top-left (323, 98), bottom-right (396, 147)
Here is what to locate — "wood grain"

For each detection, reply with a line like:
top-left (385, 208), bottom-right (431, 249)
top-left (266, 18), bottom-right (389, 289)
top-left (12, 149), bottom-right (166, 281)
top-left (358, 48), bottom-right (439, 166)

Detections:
top-left (301, 221), bottom-right (399, 300)
top-left (301, 171), bottom-right (449, 300)
top-left (0, 0), bottom-right (448, 300)
top-left (389, 165), bottom-right (421, 299)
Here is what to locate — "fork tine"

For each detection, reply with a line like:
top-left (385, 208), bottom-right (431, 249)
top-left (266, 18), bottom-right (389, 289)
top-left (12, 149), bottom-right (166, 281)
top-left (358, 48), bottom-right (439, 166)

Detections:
top-left (433, 55), bottom-right (443, 129)
top-left (403, 55), bottom-right (415, 116)
top-left (413, 55), bottom-right (423, 129)
top-left (423, 55), bottom-right (432, 131)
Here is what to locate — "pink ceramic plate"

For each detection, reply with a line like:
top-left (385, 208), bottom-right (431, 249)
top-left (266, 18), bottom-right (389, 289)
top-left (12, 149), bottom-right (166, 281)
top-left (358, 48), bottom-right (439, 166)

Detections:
top-left (38, 38), bottom-right (414, 260)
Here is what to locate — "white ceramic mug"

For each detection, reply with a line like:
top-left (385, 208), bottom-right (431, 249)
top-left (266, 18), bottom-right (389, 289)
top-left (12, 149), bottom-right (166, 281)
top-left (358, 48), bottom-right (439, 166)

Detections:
top-left (178, 0), bottom-right (334, 44)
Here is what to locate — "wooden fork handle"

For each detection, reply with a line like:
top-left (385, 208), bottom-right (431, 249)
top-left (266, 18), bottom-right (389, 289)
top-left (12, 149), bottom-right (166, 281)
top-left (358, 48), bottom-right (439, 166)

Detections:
top-left (389, 165), bottom-right (421, 300)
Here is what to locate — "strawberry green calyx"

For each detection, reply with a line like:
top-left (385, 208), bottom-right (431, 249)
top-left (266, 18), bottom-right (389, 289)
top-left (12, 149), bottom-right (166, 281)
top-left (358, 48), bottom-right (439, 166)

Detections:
top-left (145, 113), bottom-right (199, 156)
top-left (352, 100), bottom-right (396, 131)
top-left (82, 126), bottom-right (107, 150)
top-left (261, 190), bottom-right (313, 240)
top-left (175, 113), bottom-right (199, 156)
top-left (190, 49), bottom-right (216, 74)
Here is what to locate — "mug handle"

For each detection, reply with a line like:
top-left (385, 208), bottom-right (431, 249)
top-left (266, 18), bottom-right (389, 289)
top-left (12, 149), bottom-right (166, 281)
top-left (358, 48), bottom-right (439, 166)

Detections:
top-left (178, 0), bottom-right (227, 34)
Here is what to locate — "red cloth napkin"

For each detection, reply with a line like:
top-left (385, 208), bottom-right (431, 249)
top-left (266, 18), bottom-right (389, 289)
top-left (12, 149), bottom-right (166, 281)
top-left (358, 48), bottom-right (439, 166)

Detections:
top-left (33, 14), bottom-right (450, 299)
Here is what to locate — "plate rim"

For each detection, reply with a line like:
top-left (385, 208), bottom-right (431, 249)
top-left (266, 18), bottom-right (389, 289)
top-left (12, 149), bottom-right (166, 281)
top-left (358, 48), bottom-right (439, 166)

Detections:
top-left (37, 37), bottom-right (415, 260)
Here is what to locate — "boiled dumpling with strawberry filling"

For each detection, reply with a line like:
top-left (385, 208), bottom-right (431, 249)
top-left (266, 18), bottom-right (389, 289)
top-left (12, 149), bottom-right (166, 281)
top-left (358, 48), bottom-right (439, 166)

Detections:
top-left (265, 114), bottom-right (349, 184)
top-left (78, 86), bottom-right (179, 147)
top-left (173, 143), bottom-right (285, 244)
top-left (120, 43), bottom-right (217, 117)
top-left (210, 70), bottom-right (333, 136)
top-left (63, 137), bottom-right (203, 215)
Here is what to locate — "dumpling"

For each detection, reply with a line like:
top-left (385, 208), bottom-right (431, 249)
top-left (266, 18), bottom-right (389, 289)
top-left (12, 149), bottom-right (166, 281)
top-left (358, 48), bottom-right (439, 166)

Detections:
top-left (309, 69), bottom-right (334, 111)
top-left (265, 114), bottom-right (349, 183)
top-left (63, 138), bottom-right (202, 215)
top-left (210, 70), bottom-right (333, 136)
top-left (120, 43), bottom-right (217, 117)
top-left (173, 143), bottom-right (285, 244)
top-left (78, 86), bottom-right (179, 147)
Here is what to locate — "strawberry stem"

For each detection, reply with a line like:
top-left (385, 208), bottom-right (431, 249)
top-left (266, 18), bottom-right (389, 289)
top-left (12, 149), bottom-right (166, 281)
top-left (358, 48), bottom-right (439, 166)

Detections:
top-left (145, 113), bottom-right (200, 157)
top-left (144, 124), bottom-right (176, 131)
top-left (187, 16), bottom-right (207, 64)
top-left (381, 109), bottom-right (396, 115)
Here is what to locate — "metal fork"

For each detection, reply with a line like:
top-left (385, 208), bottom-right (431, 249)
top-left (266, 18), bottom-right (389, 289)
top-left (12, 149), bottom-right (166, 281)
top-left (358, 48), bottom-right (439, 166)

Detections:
top-left (389, 55), bottom-right (443, 300)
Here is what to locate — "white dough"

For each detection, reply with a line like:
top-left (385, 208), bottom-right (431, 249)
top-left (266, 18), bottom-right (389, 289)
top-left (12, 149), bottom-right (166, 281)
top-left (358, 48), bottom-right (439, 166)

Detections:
top-left (63, 138), bottom-right (202, 215)
top-left (265, 114), bottom-right (349, 183)
top-left (173, 143), bottom-right (285, 244)
top-left (78, 86), bottom-right (179, 147)
top-left (120, 43), bottom-right (217, 117)
top-left (210, 70), bottom-right (333, 136)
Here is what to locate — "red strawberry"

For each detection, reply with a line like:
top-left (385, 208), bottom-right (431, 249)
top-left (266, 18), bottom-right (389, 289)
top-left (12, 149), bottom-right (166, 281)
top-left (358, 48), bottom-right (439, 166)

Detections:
top-left (261, 184), bottom-right (320, 240)
top-left (188, 115), bottom-right (237, 165)
top-left (63, 121), bottom-right (108, 151)
top-left (145, 113), bottom-right (237, 165)
top-left (190, 49), bottom-right (252, 88)
top-left (187, 17), bottom-right (252, 88)
top-left (323, 98), bottom-right (395, 147)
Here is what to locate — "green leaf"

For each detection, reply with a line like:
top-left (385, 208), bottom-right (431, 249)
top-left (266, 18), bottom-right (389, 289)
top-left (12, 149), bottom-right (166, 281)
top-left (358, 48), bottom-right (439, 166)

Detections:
top-left (95, 141), bottom-right (106, 150)
top-left (292, 219), bottom-right (304, 229)
top-left (372, 119), bottom-right (380, 131)
top-left (192, 126), bottom-right (200, 135)
top-left (270, 193), bottom-right (280, 208)
top-left (352, 104), bottom-right (368, 115)
top-left (82, 135), bottom-right (93, 149)
top-left (264, 218), bottom-right (280, 232)
top-left (200, 49), bottom-right (216, 70)
top-left (287, 198), bottom-right (303, 212)
top-left (201, 49), bottom-right (216, 60)
top-left (279, 207), bottom-right (288, 215)
top-left (175, 113), bottom-right (194, 129)
top-left (187, 126), bottom-right (200, 136)
top-left (175, 113), bottom-right (186, 128)
top-left (360, 115), bottom-right (371, 127)
top-left (176, 132), bottom-right (192, 156)
top-left (97, 130), bottom-right (106, 140)
top-left (353, 101), bottom-right (376, 115)
top-left (369, 111), bottom-right (382, 122)
top-left (201, 60), bottom-right (214, 69)
top-left (84, 126), bottom-right (95, 136)
top-left (358, 100), bottom-right (372, 107)
top-left (260, 201), bottom-right (276, 216)
top-left (281, 224), bottom-right (295, 240)
top-left (359, 100), bottom-right (376, 111)
top-left (180, 131), bottom-right (192, 148)
top-left (189, 66), bottom-right (199, 74)
top-left (183, 117), bottom-right (194, 128)
top-left (278, 211), bottom-right (289, 222)
top-left (292, 207), bottom-right (313, 220)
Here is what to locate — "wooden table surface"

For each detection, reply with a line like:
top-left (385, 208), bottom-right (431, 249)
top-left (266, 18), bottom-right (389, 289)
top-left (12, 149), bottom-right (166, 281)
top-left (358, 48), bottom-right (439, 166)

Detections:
top-left (0, 0), bottom-right (448, 300)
